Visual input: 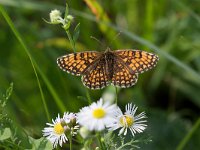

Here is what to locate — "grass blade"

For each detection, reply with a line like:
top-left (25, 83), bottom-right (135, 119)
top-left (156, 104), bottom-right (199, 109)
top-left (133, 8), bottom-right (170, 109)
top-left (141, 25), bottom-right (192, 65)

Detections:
top-left (176, 118), bottom-right (200, 150)
top-left (0, 5), bottom-right (51, 121)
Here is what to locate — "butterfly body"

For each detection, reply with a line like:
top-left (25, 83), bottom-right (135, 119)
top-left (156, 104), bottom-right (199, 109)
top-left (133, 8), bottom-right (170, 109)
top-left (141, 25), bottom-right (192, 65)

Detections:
top-left (101, 50), bottom-right (115, 80)
top-left (57, 49), bottom-right (159, 89)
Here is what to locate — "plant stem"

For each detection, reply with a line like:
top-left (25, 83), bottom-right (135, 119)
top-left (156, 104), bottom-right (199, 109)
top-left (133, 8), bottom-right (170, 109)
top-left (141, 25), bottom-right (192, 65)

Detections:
top-left (69, 136), bottom-right (72, 150)
top-left (86, 89), bottom-right (92, 104)
top-left (66, 30), bottom-right (76, 53)
top-left (96, 133), bottom-right (103, 150)
top-left (176, 117), bottom-right (200, 150)
top-left (115, 87), bottom-right (118, 104)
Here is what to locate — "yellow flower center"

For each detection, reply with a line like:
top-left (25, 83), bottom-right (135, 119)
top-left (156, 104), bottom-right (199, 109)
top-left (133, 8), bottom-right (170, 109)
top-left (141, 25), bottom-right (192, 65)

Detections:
top-left (92, 108), bottom-right (106, 119)
top-left (120, 115), bottom-right (134, 127)
top-left (54, 123), bottom-right (64, 135)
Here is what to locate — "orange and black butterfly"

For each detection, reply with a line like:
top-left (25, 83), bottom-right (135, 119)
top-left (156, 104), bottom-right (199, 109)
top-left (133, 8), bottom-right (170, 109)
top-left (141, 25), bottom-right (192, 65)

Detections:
top-left (57, 48), bottom-right (159, 89)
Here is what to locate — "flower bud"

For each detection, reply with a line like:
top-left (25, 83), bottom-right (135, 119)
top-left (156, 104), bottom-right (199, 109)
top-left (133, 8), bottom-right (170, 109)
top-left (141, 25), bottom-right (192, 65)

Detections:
top-left (70, 117), bottom-right (77, 126)
top-left (60, 118), bottom-right (67, 126)
top-left (64, 125), bottom-right (71, 135)
top-left (79, 126), bottom-right (90, 139)
top-left (102, 91), bottom-right (115, 104)
top-left (66, 15), bottom-right (74, 21)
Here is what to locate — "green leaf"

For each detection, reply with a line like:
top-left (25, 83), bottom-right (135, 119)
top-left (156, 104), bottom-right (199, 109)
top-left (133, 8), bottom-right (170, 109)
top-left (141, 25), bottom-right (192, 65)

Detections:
top-left (1, 83), bottom-right (13, 108)
top-left (5, 82), bottom-right (13, 100)
top-left (73, 23), bottom-right (80, 42)
top-left (42, 18), bottom-right (59, 25)
top-left (0, 128), bottom-right (12, 140)
top-left (27, 137), bottom-right (53, 150)
top-left (64, 3), bottom-right (69, 20)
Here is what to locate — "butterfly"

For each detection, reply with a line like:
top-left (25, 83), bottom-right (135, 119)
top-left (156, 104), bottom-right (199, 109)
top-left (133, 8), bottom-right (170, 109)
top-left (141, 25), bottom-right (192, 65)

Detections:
top-left (57, 48), bottom-right (159, 89)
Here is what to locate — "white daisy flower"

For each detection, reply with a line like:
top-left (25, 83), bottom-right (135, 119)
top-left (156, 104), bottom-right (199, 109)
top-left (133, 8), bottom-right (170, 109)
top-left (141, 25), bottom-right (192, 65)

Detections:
top-left (107, 103), bottom-right (147, 136)
top-left (42, 114), bottom-right (68, 148)
top-left (77, 98), bottom-right (118, 131)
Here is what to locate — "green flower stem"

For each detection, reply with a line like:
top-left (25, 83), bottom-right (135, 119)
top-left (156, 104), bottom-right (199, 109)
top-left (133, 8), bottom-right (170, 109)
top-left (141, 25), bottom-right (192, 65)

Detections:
top-left (86, 89), bottom-right (92, 104)
top-left (96, 133), bottom-right (103, 150)
top-left (0, 5), bottom-right (50, 121)
top-left (115, 87), bottom-right (118, 104)
top-left (176, 117), bottom-right (200, 150)
top-left (65, 30), bottom-right (76, 53)
top-left (69, 135), bottom-right (72, 150)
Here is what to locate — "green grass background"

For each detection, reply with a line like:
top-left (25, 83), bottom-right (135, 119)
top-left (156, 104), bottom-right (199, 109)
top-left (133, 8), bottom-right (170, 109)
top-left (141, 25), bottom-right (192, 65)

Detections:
top-left (0, 0), bottom-right (200, 149)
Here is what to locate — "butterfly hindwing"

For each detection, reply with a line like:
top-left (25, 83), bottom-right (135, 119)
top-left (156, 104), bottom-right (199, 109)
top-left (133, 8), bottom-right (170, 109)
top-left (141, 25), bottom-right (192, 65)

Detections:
top-left (57, 51), bottom-right (99, 76)
top-left (114, 50), bottom-right (159, 74)
top-left (81, 60), bottom-right (109, 89)
top-left (111, 59), bottom-right (138, 88)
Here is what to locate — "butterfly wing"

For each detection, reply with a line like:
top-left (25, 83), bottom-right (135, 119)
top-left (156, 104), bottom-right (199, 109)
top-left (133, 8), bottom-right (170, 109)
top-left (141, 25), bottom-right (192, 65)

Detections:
top-left (81, 59), bottom-right (109, 89)
top-left (57, 51), bottom-right (100, 76)
top-left (57, 49), bottom-right (158, 89)
top-left (111, 59), bottom-right (138, 88)
top-left (114, 50), bottom-right (159, 74)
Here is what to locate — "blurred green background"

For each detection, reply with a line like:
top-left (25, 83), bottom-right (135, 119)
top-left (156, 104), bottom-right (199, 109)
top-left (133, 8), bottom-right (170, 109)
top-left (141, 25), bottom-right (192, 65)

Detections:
top-left (0, 0), bottom-right (200, 149)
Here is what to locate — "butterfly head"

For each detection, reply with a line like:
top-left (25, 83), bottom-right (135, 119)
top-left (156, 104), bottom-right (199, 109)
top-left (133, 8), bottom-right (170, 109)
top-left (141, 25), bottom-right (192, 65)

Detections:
top-left (105, 47), bottom-right (112, 53)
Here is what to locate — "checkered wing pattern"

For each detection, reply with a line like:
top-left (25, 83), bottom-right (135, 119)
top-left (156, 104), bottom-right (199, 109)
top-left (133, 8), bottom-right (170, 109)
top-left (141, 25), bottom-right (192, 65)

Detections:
top-left (81, 61), bottom-right (109, 89)
top-left (57, 51), bottom-right (99, 76)
top-left (111, 60), bottom-right (138, 88)
top-left (114, 50), bottom-right (159, 74)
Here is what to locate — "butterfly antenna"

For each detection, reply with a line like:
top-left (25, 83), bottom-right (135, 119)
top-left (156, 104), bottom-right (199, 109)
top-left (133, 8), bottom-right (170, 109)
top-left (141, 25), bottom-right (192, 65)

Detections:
top-left (109, 31), bottom-right (122, 47)
top-left (90, 36), bottom-right (104, 47)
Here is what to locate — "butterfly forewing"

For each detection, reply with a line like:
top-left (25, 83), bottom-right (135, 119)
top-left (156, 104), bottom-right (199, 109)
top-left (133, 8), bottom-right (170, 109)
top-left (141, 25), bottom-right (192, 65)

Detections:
top-left (111, 59), bottom-right (138, 88)
top-left (82, 60), bottom-right (109, 89)
top-left (57, 51), bottom-right (100, 76)
top-left (114, 50), bottom-right (159, 74)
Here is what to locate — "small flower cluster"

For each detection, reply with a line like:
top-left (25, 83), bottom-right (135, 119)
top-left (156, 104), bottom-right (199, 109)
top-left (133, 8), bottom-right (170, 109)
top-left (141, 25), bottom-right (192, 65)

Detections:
top-left (49, 9), bottom-right (74, 30)
top-left (42, 98), bottom-right (147, 148)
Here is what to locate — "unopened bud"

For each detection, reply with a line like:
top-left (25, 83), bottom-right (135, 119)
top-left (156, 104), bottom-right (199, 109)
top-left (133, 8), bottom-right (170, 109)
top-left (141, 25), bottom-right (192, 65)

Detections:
top-left (66, 15), bottom-right (74, 21)
top-left (60, 119), bottom-right (67, 126)
top-left (79, 127), bottom-right (90, 139)
top-left (70, 117), bottom-right (77, 126)
top-left (64, 125), bottom-right (70, 134)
